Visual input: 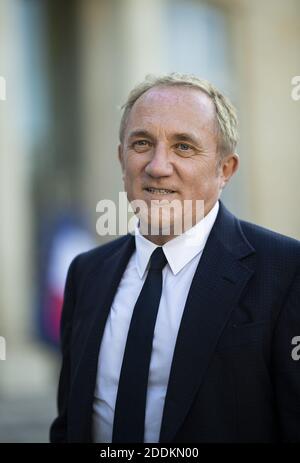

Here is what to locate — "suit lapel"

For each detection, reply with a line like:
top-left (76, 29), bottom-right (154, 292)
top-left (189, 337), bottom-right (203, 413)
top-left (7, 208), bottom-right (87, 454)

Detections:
top-left (69, 234), bottom-right (135, 442)
top-left (159, 202), bottom-right (256, 443)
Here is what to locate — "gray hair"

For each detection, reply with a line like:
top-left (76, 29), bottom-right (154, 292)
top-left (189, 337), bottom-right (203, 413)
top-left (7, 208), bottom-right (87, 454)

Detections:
top-left (119, 72), bottom-right (238, 158)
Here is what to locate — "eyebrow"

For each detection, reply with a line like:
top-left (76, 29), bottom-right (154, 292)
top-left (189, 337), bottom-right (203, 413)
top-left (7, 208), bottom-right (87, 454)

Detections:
top-left (127, 130), bottom-right (154, 140)
top-left (127, 130), bottom-right (201, 146)
top-left (171, 133), bottom-right (201, 146)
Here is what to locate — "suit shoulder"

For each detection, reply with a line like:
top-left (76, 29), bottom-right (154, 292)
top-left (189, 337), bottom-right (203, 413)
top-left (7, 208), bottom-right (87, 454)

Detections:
top-left (70, 234), bottom-right (133, 278)
top-left (239, 219), bottom-right (300, 261)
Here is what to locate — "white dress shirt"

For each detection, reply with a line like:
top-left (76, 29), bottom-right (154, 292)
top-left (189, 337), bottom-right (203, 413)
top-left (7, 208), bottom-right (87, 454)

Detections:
top-left (92, 200), bottom-right (219, 443)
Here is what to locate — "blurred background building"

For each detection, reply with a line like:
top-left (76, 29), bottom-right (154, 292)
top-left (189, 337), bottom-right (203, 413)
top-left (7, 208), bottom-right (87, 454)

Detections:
top-left (0, 0), bottom-right (299, 442)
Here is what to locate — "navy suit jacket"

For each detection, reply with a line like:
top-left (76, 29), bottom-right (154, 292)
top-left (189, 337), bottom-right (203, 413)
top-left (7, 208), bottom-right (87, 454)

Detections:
top-left (50, 201), bottom-right (300, 442)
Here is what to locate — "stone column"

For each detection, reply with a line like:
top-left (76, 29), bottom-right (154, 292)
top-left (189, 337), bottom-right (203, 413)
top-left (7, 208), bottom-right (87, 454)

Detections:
top-left (227, 0), bottom-right (300, 238)
top-left (0, 0), bottom-right (56, 398)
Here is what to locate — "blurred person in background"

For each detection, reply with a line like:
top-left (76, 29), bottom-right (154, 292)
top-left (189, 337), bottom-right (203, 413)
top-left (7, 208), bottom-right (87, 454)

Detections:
top-left (50, 73), bottom-right (300, 443)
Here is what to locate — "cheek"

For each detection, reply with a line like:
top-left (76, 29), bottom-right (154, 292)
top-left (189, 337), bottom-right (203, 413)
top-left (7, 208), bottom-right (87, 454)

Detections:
top-left (182, 163), bottom-right (219, 195)
top-left (125, 153), bottom-right (144, 172)
top-left (180, 161), bottom-right (209, 183)
top-left (123, 159), bottom-right (145, 187)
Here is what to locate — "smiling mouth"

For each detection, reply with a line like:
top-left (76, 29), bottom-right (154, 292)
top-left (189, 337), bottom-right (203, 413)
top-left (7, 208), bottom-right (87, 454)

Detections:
top-left (144, 187), bottom-right (176, 195)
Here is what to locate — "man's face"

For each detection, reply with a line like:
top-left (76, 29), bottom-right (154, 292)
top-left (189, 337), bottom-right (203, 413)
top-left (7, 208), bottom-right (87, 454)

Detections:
top-left (118, 85), bottom-right (238, 242)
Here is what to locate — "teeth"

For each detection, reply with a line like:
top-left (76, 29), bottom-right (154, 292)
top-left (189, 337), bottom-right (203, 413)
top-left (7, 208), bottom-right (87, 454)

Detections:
top-left (146, 188), bottom-right (174, 194)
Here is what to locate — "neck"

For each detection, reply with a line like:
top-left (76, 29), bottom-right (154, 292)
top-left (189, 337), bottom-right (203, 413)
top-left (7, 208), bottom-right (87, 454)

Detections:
top-left (141, 233), bottom-right (175, 246)
top-left (137, 200), bottom-right (218, 245)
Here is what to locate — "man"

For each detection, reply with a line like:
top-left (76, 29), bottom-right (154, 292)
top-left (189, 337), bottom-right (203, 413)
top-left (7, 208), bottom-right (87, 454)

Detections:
top-left (50, 73), bottom-right (300, 443)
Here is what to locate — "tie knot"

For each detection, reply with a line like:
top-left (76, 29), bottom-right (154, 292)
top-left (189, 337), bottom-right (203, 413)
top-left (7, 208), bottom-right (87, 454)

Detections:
top-left (149, 247), bottom-right (167, 271)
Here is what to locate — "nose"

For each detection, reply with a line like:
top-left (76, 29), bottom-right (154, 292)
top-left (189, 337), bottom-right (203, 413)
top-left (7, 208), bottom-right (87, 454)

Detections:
top-left (144, 143), bottom-right (173, 178)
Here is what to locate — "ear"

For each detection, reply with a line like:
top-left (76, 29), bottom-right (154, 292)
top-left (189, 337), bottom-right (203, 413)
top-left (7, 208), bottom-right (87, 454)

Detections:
top-left (220, 153), bottom-right (239, 189)
top-left (118, 143), bottom-right (125, 174)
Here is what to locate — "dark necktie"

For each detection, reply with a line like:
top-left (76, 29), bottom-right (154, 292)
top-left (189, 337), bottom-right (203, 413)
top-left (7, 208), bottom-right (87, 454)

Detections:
top-left (112, 246), bottom-right (168, 443)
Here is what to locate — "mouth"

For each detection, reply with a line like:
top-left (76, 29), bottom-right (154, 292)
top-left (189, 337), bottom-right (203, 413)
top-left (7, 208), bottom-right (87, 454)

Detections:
top-left (144, 187), bottom-right (176, 195)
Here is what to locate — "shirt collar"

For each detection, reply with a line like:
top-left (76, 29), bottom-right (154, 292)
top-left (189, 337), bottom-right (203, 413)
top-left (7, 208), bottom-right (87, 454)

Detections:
top-left (134, 200), bottom-right (219, 278)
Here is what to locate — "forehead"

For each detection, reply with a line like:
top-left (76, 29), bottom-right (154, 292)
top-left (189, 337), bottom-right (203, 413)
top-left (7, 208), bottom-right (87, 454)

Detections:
top-left (126, 85), bottom-right (217, 136)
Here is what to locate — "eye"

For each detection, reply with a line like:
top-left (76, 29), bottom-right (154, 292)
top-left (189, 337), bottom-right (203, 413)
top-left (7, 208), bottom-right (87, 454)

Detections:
top-left (132, 140), bottom-right (151, 151)
top-left (135, 140), bottom-right (148, 146)
top-left (175, 143), bottom-right (193, 152)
